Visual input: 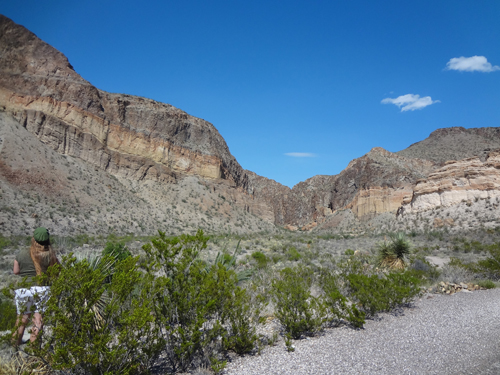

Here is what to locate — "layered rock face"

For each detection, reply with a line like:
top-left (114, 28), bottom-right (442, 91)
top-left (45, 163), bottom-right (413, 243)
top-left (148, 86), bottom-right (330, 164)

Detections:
top-left (404, 151), bottom-right (500, 213)
top-left (0, 15), bottom-right (247, 188)
top-left (281, 148), bottom-right (435, 227)
top-left (2, 14), bottom-right (500, 235)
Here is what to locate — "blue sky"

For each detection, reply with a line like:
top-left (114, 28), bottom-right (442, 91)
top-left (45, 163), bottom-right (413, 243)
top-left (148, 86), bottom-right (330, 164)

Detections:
top-left (2, 1), bottom-right (499, 187)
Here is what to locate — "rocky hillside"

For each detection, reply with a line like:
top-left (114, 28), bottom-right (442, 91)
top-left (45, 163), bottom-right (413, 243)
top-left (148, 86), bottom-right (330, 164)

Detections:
top-left (0, 15), bottom-right (277, 236)
top-left (396, 127), bottom-right (500, 164)
top-left (0, 15), bottom-right (247, 188)
top-left (1, 14), bottom-right (500, 238)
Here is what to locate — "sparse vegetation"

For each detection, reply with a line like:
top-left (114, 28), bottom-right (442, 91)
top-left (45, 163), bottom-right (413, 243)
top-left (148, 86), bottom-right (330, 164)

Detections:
top-left (3, 226), bottom-right (500, 372)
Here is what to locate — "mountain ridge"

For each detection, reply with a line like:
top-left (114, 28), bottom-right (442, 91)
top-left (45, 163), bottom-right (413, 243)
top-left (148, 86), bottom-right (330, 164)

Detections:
top-left (1, 14), bottom-right (500, 237)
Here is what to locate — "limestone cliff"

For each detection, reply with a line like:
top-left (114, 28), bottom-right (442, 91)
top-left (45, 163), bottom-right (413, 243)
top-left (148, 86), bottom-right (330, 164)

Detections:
top-left (0, 15), bottom-right (247, 188)
top-left (404, 151), bottom-right (500, 213)
top-left (2, 14), bottom-right (500, 236)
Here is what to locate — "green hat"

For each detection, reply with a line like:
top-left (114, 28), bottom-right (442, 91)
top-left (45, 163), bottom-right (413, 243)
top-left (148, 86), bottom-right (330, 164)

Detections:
top-left (34, 227), bottom-right (50, 243)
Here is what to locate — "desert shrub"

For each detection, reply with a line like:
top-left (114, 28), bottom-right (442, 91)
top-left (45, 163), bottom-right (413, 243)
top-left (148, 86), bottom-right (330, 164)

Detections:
top-left (102, 241), bottom-right (131, 262)
top-left (439, 262), bottom-right (475, 284)
top-left (143, 230), bottom-right (260, 372)
top-left (476, 279), bottom-right (496, 289)
top-left (347, 271), bottom-right (421, 317)
top-left (222, 285), bottom-right (262, 354)
top-left (449, 245), bottom-right (500, 280)
top-left (344, 249), bottom-right (355, 256)
top-left (286, 247), bottom-right (302, 261)
top-left (408, 257), bottom-right (441, 282)
top-left (319, 270), bottom-right (365, 328)
top-left (251, 251), bottom-right (268, 268)
top-left (377, 232), bottom-right (412, 270)
top-left (29, 255), bottom-right (162, 375)
top-left (270, 267), bottom-right (325, 339)
top-left (475, 245), bottom-right (500, 280)
top-left (0, 297), bottom-right (16, 331)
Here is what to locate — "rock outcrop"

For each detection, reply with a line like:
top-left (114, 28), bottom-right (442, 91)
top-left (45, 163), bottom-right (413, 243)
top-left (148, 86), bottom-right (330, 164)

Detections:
top-left (2, 14), bottom-right (500, 236)
top-left (404, 151), bottom-right (500, 213)
top-left (280, 147), bottom-right (435, 227)
top-left (0, 15), bottom-right (247, 188)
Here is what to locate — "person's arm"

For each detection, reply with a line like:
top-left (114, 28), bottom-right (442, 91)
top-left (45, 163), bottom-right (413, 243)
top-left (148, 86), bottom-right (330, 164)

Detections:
top-left (13, 259), bottom-right (20, 274)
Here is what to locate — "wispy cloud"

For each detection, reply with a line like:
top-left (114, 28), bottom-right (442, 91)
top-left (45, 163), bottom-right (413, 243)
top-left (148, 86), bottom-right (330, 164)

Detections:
top-left (445, 56), bottom-right (500, 72)
top-left (381, 94), bottom-right (440, 112)
top-left (285, 152), bottom-right (316, 157)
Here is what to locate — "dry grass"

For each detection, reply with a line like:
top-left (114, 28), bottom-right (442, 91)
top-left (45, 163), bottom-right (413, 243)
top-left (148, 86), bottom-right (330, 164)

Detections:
top-left (0, 352), bottom-right (50, 375)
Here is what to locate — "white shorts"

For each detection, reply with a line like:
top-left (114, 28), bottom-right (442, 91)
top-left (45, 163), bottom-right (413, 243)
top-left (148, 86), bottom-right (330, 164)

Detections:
top-left (14, 286), bottom-right (50, 315)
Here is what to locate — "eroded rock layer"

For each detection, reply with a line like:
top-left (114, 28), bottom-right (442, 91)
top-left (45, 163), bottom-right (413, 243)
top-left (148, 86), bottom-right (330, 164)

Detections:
top-left (405, 151), bottom-right (500, 213)
top-left (0, 15), bottom-right (247, 189)
top-left (2, 13), bottom-right (500, 235)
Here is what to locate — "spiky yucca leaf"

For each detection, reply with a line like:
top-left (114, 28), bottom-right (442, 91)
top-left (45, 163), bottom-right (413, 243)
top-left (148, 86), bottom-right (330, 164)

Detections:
top-left (73, 252), bottom-right (115, 329)
top-left (377, 233), bottom-right (411, 270)
top-left (206, 239), bottom-right (252, 282)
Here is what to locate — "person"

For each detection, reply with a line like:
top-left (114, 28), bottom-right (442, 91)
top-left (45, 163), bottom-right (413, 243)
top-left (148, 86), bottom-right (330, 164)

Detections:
top-left (12, 227), bottom-right (59, 346)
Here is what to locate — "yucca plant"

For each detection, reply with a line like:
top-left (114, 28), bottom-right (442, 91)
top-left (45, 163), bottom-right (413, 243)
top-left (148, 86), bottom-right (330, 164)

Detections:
top-left (206, 239), bottom-right (252, 282)
top-left (73, 252), bottom-right (116, 328)
top-left (377, 232), bottom-right (412, 270)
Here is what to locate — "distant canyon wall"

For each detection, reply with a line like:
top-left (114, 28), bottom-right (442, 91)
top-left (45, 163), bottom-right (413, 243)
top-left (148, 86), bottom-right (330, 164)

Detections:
top-left (403, 151), bottom-right (500, 213)
top-left (3, 14), bottom-right (500, 232)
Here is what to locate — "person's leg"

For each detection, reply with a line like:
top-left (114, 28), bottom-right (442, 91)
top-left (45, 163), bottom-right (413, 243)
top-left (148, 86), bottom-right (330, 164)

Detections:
top-left (12, 313), bottom-right (31, 346)
top-left (30, 312), bottom-right (43, 343)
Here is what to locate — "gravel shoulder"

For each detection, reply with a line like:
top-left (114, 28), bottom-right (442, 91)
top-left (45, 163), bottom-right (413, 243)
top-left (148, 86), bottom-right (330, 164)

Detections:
top-left (225, 289), bottom-right (500, 375)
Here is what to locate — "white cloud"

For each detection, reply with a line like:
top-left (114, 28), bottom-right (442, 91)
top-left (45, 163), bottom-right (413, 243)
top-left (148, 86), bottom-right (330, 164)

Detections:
top-left (445, 56), bottom-right (500, 72)
top-left (284, 152), bottom-right (316, 157)
top-left (381, 94), bottom-right (440, 112)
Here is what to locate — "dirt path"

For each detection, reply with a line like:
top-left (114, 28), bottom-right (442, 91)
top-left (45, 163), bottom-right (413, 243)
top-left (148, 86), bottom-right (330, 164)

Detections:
top-left (225, 289), bottom-right (500, 375)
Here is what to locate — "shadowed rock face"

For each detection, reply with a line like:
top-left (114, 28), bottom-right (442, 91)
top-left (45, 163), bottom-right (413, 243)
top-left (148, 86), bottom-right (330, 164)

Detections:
top-left (0, 15), bottom-right (248, 189)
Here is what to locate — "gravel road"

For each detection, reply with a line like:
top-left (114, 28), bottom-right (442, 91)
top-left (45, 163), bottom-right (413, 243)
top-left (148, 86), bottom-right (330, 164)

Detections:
top-left (224, 289), bottom-right (500, 375)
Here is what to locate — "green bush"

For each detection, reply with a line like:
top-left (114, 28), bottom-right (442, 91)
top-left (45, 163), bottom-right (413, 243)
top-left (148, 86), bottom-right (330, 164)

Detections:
top-left (102, 241), bottom-right (131, 262)
top-left (271, 267), bottom-right (325, 339)
top-left (319, 270), bottom-right (365, 328)
top-left (475, 245), bottom-right (500, 280)
top-left (344, 249), bottom-right (355, 256)
top-left (347, 271), bottom-right (421, 317)
top-left (286, 247), bottom-right (302, 261)
top-left (143, 230), bottom-right (260, 371)
top-left (450, 244), bottom-right (500, 280)
top-left (0, 297), bottom-right (16, 331)
top-left (30, 255), bottom-right (162, 375)
top-left (251, 251), bottom-right (268, 268)
top-left (476, 279), bottom-right (496, 289)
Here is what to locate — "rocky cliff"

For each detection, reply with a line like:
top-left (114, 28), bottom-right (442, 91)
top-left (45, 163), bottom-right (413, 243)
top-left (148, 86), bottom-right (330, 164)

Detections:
top-left (404, 151), bottom-right (500, 213)
top-left (0, 15), bottom-right (247, 188)
top-left (2, 14), bottom-right (500, 237)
